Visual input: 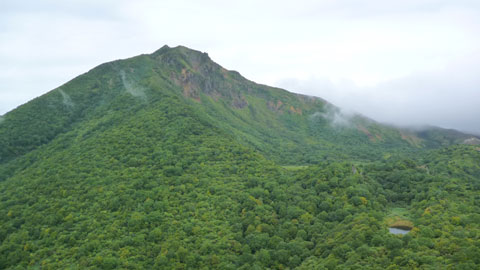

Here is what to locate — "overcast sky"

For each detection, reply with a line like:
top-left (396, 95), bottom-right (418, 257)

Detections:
top-left (1, 0), bottom-right (479, 134)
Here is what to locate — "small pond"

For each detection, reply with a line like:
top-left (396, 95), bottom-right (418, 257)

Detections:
top-left (389, 227), bottom-right (411, 235)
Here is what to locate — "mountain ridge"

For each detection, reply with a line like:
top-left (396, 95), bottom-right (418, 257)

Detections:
top-left (0, 45), bottom-right (476, 166)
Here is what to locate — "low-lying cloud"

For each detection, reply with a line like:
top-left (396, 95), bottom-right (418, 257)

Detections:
top-left (310, 106), bottom-right (354, 128)
top-left (59, 89), bottom-right (74, 108)
top-left (278, 53), bottom-right (480, 135)
top-left (120, 70), bottom-right (147, 100)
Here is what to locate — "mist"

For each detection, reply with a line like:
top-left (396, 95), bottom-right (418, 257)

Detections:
top-left (278, 53), bottom-right (480, 135)
top-left (120, 70), bottom-right (147, 100)
top-left (310, 106), bottom-right (355, 129)
top-left (59, 89), bottom-right (74, 108)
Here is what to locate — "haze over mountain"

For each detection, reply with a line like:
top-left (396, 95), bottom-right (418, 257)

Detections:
top-left (1, 46), bottom-right (480, 269)
top-left (2, 0), bottom-right (480, 134)
top-left (278, 55), bottom-right (480, 135)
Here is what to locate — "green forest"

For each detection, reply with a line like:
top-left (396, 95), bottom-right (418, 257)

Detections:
top-left (1, 46), bottom-right (479, 269)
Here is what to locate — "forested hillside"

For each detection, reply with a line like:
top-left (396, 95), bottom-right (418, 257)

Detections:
top-left (0, 46), bottom-right (479, 269)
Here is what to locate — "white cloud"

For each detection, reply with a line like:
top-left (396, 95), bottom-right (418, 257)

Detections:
top-left (278, 52), bottom-right (480, 134)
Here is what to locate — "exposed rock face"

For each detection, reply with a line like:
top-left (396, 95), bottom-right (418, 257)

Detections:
top-left (463, 137), bottom-right (480, 145)
top-left (159, 46), bottom-right (249, 108)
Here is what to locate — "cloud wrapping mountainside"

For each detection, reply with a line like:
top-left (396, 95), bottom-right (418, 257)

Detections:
top-left (278, 53), bottom-right (480, 135)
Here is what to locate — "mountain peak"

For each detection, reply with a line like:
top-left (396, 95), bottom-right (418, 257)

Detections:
top-left (152, 45), bottom-right (212, 67)
top-left (148, 45), bottom-right (250, 103)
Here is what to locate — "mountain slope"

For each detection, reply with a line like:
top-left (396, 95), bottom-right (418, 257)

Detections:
top-left (0, 45), bottom-right (479, 269)
top-left (0, 45), bottom-right (475, 167)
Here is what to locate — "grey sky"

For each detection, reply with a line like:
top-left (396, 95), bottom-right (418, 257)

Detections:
top-left (1, 0), bottom-right (479, 134)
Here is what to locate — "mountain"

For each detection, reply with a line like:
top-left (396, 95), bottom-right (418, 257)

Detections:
top-left (0, 45), bottom-right (475, 167)
top-left (1, 46), bottom-right (479, 269)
